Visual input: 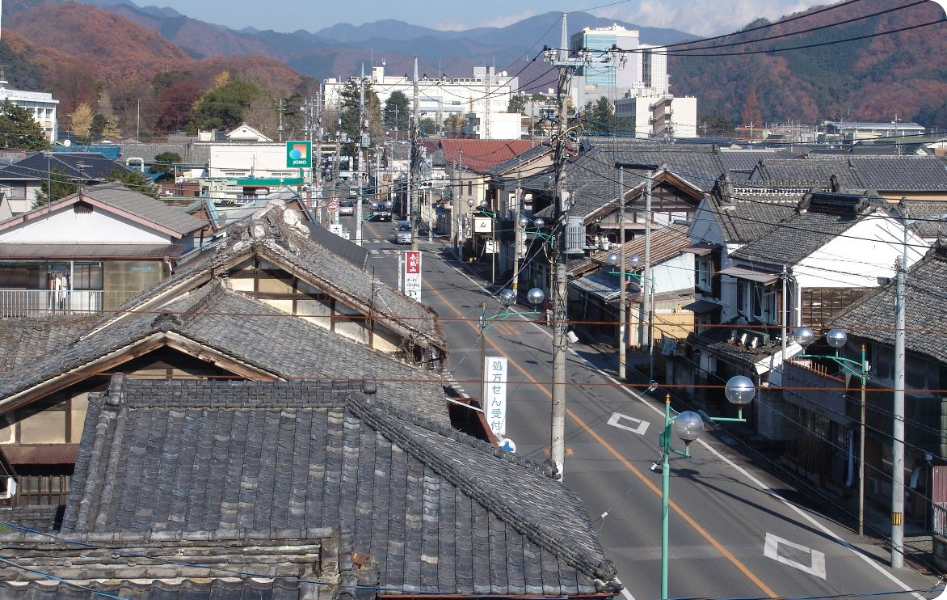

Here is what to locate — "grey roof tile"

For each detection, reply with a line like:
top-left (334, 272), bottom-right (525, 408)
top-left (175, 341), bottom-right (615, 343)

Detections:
top-left (832, 244), bottom-right (947, 363)
top-left (81, 183), bottom-right (208, 236)
top-left (0, 281), bottom-right (450, 425)
top-left (58, 378), bottom-right (618, 597)
top-left (731, 192), bottom-right (884, 266)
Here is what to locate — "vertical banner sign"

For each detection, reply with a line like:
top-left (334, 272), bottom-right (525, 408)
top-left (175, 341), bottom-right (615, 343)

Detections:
top-left (485, 357), bottom-right (508, 436)
top-left (286, 141), bottom-right (312, 168)
top-left (403, 250), bottom-right (422, 300)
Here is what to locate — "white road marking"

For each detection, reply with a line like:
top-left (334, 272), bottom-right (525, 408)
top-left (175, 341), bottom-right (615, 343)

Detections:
top-left (764, 532), bottom-right (826, 579)
top-left (438, 253), bottom-right (926, 600)
top-left (607, 412), bottom-right (650, 436)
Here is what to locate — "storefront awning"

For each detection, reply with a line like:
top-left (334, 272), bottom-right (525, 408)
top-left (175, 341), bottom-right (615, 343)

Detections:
top-left (718, 266), bottom-right (780, 285)
top-left (570, 271), bottom-right (620, 302)
top-left (682, 299), bottom-right (721, 314)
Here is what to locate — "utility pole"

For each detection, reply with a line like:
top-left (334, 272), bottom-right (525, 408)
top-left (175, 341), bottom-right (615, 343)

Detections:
top-left (411, 57), bottom-right (420, 252)
top-left (642, 170), bottom-right (653, 379)
top-left (891, 201), bottom-right (908, 568)
top-left (356, 66), bottom-right (366, 247)
top-left (618, 167), bottom-right (626, 379)
top-left (544, 13), bottom-right (585, 480)
top-left (277, 98), bottom-right (285, 143)
top-left (513, 164), bottom-right (523, 298)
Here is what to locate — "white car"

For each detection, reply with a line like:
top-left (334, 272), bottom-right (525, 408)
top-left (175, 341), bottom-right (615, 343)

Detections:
top-left (338, 201), bottom-right (355, 216)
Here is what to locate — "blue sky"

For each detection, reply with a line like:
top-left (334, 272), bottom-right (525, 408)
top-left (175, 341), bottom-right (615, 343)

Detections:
top-left (147, 0), bottom-right (847, 37)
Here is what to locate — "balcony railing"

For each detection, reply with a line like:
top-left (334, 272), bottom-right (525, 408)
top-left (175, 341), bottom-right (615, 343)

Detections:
top-left (0, 289), bottom-right (105, 317)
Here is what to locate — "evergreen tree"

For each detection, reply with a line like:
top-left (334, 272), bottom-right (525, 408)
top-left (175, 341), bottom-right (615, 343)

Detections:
top-left (150, 151), bottom-right (181, 182)
top-left (384, 91), bottom-right (410, 133)
top-left (0, 100), bottom-right (49, 151)
top-left (194, 81), bottom-right (261, 130)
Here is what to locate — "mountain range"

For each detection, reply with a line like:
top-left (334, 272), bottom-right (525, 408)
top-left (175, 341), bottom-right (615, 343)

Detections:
top-left (0, 0), bottom-right (944, 130)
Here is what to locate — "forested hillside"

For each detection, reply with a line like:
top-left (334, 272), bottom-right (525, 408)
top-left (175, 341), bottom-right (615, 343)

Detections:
top-left (670, 0), bottom-right (947, 128)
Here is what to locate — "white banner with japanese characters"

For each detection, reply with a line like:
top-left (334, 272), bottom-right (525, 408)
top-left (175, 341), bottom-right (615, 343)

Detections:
top-left (484, 356), bottom-right (508, 436)
top-left (403, 250), bottom-right (422, 300)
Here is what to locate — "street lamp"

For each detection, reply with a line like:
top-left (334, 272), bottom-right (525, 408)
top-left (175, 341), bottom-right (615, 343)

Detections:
top-left (479, 286), bottom-right (546, 422)
top-left (658, 376), bottom-right (754, 599)
top-left (792, 326), bottom-right (868, 535)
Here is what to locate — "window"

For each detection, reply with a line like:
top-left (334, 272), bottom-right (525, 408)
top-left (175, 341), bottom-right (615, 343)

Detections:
top-left (696, 256), bottom-right (711, 293)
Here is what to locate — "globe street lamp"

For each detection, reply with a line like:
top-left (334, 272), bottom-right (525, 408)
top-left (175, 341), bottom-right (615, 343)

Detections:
top-left (658, 376), bottom-right (754, 599)
top-left (792, 326), bottom-right (868, 535)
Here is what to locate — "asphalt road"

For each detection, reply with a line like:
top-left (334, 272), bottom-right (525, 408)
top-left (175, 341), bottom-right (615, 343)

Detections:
top-left (346, 218), bottom-right (940, 600)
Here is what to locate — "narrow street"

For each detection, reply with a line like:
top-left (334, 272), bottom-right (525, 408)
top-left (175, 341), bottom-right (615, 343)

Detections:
top-left (350, 215), bottom-right (938, 600)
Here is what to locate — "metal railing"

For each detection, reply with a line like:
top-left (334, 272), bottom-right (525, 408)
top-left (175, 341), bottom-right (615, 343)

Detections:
top-left (0, 289), bottom-right (104, 317)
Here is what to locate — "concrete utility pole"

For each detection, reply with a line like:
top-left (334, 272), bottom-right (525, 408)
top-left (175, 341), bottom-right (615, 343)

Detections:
top-left (513, 163), bottom-right (523, 298)
top-left (618, 167), bottom-right (626, 378)
top-left (642, 170), bottom-right (653, 373)
top-left (411, 57), bottom-right (420, 252)
top-left (356, 66), bottom-right (366, 246)
top-left (891, 203), bottom-right (909, 568)
top-left (277, 98), bottom-right (284, 143)
top-left (544, 13), bottom-right (586, 480)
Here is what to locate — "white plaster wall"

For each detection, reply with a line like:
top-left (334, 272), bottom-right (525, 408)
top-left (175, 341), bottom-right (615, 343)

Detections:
top-left (0, 205), bottom-right (174, 244)
top-left (208, 144), bottom-right (300, 179)
top-left (651, 253), bottom-right (694, 295)
top-left (793, 212), bottom-right (930, 288)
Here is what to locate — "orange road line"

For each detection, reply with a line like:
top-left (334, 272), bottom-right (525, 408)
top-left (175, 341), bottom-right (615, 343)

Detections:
top-left (427, 278), bottom-right (779, 599)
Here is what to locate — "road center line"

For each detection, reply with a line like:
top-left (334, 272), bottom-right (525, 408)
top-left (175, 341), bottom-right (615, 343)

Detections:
top-left (425, 264), bottom-right (779, 599)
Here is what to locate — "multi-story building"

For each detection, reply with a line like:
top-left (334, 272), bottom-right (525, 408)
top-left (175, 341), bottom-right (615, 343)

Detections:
top-left (0, 78), bottom-right (59, 143)
top-left (324, 65), bottom-right (518, 132)
top-left (614, 92), bottom-right (697, 140)
top-left (569, 24), bottom-right (669, 108)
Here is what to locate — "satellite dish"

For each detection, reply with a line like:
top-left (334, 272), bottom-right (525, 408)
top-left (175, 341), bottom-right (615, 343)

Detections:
top-left (63, 139), bottom-right (71, 148)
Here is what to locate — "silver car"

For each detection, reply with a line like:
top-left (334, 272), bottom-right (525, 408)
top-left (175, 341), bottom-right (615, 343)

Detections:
top-left (395, 220), bottom-right (412, 244)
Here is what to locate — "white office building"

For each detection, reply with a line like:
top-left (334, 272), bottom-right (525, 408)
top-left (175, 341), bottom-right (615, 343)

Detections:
top-left (569, 24), bottom-right (669, 108)
top-left (324, 65), bottom-right (518, 132)
top-left (0, 78), bottom-right (59, 142)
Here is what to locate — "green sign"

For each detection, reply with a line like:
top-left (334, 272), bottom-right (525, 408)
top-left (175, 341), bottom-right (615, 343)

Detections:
top-left (285, 140), bottom-right (312, 168)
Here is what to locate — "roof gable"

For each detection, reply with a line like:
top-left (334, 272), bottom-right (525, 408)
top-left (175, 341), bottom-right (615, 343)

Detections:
top-left (0, 282), bottom-right (450, 423)
top-left (94, 203), bottom-right (441, 348)
top-left (0, 183), bottom-right (207, 239)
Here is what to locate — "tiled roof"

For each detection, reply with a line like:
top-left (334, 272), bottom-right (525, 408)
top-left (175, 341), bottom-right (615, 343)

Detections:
top-left (754, 157), bottom-right (862, 189)
top-left (440, 139), bottom-right (538, 173)
top-left (59, 378), bottom-right (619, 597)
top-left (0, 316), bottom-right (97, 372)
top-left (831, 244), bottom-right (947, 363)
top-left (904, 200), bottom-right (947, 239)
top-left (485, 142), bottom-right (552, 177)
top-left (731, 192), bottom-right (882, 266)
top-left (704, 181), bottom-right (803, 245)
top-left (849, 156), bottom-right (947, 191)
top-left (0, 281), bottom-right (450, 424)
top-left (717, 150), bottom-right (794, 175)
top-left (79, 183), bottom-right (208, 236)
top-left (100, 202), bottom-right (443, 349)
top-left (0, 152), bottom-right (131, 182)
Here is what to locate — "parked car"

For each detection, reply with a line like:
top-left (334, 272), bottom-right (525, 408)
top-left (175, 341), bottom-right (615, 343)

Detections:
top-left (339, 200), bottom-right (355, 216)
top-left (395, 220), bottom-right (412, 244)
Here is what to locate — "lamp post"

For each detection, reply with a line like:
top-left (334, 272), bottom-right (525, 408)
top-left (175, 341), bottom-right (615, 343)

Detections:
top-left (479, 286), bottom-right (546, 405)
top-left (658, 376), bottom-right (754, 599)
top-left (792, 326), bottom-right (868, 536)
